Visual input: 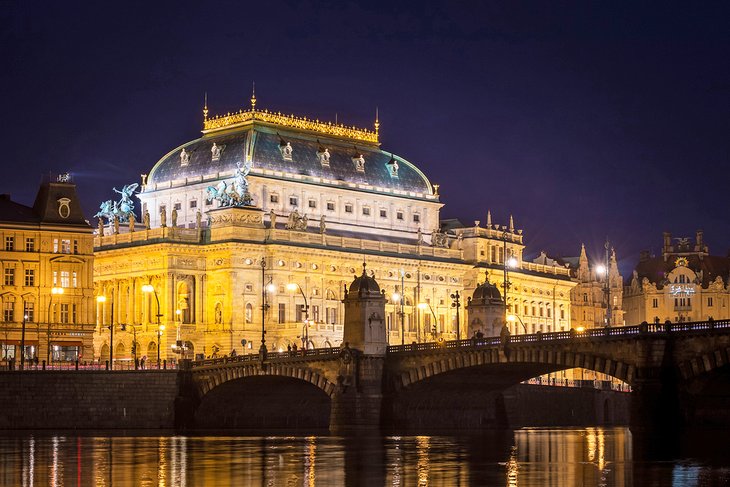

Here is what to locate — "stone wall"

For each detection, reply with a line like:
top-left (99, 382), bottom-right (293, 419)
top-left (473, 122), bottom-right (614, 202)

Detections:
top-left (0, 371), bottom-right (180, 430)
top-left (384, 383), bottom-right (631, 431)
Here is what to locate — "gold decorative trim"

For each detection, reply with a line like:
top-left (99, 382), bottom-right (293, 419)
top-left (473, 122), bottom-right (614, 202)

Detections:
top-left (203, 108), bottom-right (378, 143)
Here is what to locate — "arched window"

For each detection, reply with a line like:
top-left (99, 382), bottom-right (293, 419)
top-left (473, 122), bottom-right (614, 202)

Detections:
top-left (245, 303), bottom-right (253, 323)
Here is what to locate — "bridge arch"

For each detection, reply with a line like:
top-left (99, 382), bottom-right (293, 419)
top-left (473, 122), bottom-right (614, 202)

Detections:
top-left (391, 348), bottom-right (634, 392)
top-left (192, 362), bottom-right (337, 430)
top-left (194, 362), bottom-right (337, 399)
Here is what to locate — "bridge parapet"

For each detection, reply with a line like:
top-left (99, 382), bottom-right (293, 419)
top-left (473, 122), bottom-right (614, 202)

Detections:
top-left (191, 347), bottom-right (341, 369)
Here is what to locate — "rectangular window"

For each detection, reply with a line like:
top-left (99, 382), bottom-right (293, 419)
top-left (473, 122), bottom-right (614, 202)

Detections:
top-left (72, 271), bottom-right (78, 288)
top-left (73, 240), bottom-right (78, 254)
top-left (4, 268), bottom-right (14, 286)
top-left (270, 194), bottom-right (279, 203)
top-left (490, 246), bottom-right (496, 262)
top-left (174, 202), bottom-right (182, 211)
top-left (326, 307), bottom-right (337, 324)
top-left (24, 302), bottom-right (34, 322)
top-left (362, 207), bottom-right (371, 216)
top-left (413, 214), bottom-right (420, 223)
top-left (380, 209), bottom-right (387, 218)
top-left (5, 236), bottom-right (14, 251)
top-left (327, 202), bottom-right (335, 211)
top-left (308, 200), bottom-right (317, 208)
top-left (708, 297), bottom-right (713, 307)
top-left (583, 293), bottom-right (588, 303)
top-left (652, 298), bottom-right (658, 308)
top-left (344, 204), bottom-right (353, 213)
top-left (289, 197), bottom-right (298, 206)
top-left (295, 304), bottom-right (306, 322)
top-left (312, 305), bottom-right (320, 322)
top-left (3, 301), bottom-right (13, 322)
top-left (396, 212), bottom-right (403, 220)
top-left (24, 269), bottom-right (34, 287)
top-left (25, 238), bottom-right (35, 252)
top-left (53, 239), bottom-right (59, 253)
top-left (60, 271), bottom-right (70, 288)
top-left (189, 200), bottom-right (197, 209)
top-left (278, 303), bottom-right (286, 323)
top-left (61, 239), bottom-right (71, 254)
top-left (53, 271), bottom-right (58, 286)
top-left (72, 304), bottom-right (77, 324)
top-left (60, 304), bottom-right (69, 324)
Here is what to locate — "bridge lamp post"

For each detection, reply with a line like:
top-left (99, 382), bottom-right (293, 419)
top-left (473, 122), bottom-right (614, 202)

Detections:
top-left (260, 257), bottom-right (275, 357)
top-left (418, 302), bottom-right (438, 341)
top-left (507, 313), bottom-right (527, 333)
top-left (501, 227), bottom-right (518, 333)
top-left (121, 323), bottom-right (140, 369)
top-left (142, 284), bottom-right (163, 368)
top-left (450, 291), bottom-right (461, 342)
top-left (47, 287), bottom-right (64, 366)
top-left (287, 283), bottom-right (310, 350)
top-left (392, 290), bottom-right (406, 346)
top-left (596, 258), bottom-right (611, 328)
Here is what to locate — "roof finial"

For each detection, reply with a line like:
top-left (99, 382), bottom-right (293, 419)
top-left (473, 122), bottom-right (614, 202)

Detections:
top-left (362, 259), bottom-right (367, 276)
top-left (250, 81), bottom-right (257, 110)
top-left (486, 210), bottom-right (492, 229)
top-left (509, 214), bottom-right (515, 233)
top-left (374, 107), bottom-right (380, 135)
top-left (203, 92), bottom-right (209, 121)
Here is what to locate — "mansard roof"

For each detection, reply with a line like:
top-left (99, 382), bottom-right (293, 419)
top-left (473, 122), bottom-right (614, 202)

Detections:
top-left (145, 114), bottom-right (434, 198)
top-left (0, 181), bottom-right (90, 229)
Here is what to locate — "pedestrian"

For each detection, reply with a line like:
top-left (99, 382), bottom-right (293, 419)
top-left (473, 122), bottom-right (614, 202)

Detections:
top-left (287, 344), bottom-right (292, 352)
top-left (230, 349), bottom-right (237, 357)
top-left (141, 355), bottom-right (147, 369)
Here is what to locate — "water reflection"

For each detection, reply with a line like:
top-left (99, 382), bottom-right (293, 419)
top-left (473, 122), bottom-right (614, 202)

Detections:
top-left (0, 428), bottom-right (729, 486)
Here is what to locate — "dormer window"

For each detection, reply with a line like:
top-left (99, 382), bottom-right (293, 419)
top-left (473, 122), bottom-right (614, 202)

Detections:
top-left (211, 143), bottom-right (224, 162)
top-left (180, 148), bottom-right (190, 167)
top-left (279, 136), bottom-right (293, 161)
top-left (386, 155), bottom-right (399, 178)
top-left (317, 141), bottom-right (330, 167)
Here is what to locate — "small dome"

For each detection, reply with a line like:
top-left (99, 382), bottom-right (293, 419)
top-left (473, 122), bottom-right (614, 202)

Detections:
top-left (348, 263), bottom-right (381, 297)
top-left (470, 279), bottom-right (502, 306)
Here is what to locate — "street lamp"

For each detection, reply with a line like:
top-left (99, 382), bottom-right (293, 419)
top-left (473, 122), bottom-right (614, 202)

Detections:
top-left (507, 314), bottom-right (527, 333)
top-left (501, 227), bottom-right (518, 330)
top-left (96, 294), bottom-right (112, 368)
top-left (142, 283), bottom-right (163, 367)
top-left (121, 323), bottom-right (140, 368)
top-left (450, 291), bottom-right (461, 341)
top-left (418, 302), bottom-right (438, 341)
top-left (259, 257), bottom-right (274, 357)
top-left (287, 282), bottom-right (309, 349)
top-left (47, 287), bottom-right (64, 365)
top-left (392, 290), bottom-right (405, 346)
top-left (20, 306), bottom-right (28, 370)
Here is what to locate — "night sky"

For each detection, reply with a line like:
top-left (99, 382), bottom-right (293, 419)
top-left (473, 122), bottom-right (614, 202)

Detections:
top-left (2, 1), bottom-right (729, 274)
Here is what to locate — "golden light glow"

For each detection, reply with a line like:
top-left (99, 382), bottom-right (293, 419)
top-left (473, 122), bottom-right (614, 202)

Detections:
top-left (286, 283), bottom-right (299, 292)
top-left (575, 326), bottom-right (585, 332)
top-left (96, 295), bottom-right (106, 303)
top-left (203, 107), bottom-right (379, 144)
top-left (417, 303), bottom-right (428, 310)
top-left (507, 314), bottom-right (517, 322)
top-left (51, 287), bottom-right (64, 295)
top-left (142, 284), bottom-right (154, 293)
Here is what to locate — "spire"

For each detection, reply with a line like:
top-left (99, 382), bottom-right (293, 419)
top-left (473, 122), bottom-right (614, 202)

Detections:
top-left (203, 92), bottom-right (208, 121)
top-left (374, 107), bottom-right (380, 136)
top-left (486, 210), bottom-right (492, 228)
top-left (579, 243), bottom-right (587, 261)
top-left (509, 214), bottom-right (514, 233)
top-left (250, 82), bottom-right (257, 110)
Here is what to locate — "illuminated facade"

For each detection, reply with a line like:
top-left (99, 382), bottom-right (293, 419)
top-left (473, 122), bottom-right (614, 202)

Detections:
top-left (92, 96), bottom-right (576, 361)
top-left (564, 244), bottom-right (624, 329)
top-left (624, 231), bottom-right (730, 324)
top-left (0, 178), bottom-right (95, 363)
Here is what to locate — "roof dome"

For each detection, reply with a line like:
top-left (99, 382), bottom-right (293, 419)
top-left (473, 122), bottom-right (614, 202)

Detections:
top-left (144, 108), bottom-right (434, 197)
top-left (348, 263), bottom-right (381, 297)
top-left (470, 279), bottom-right (502, 306)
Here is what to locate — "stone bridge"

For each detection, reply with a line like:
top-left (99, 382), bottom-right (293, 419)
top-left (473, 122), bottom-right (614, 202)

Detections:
top-left (186, 319), bottom-right (730, 433)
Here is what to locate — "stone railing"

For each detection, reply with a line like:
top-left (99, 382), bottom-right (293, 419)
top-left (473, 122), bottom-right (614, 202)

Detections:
top-left (269, 229), bottom-right (461, 259)
top-left (94, 227), bottom-right (200, 248)
top-left (192, 346), bottom-right (341, 368)
top-left (386, 319), bottom-right (730, 354)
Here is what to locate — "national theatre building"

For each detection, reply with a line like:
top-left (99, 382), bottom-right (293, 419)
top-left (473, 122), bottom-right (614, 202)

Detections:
top-left (92, 96), bottom-right (575, 362)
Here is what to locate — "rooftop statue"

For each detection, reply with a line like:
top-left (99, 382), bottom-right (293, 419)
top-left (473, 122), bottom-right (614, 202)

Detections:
top-left (94, 183), bottom-right (139, 224)
top-left (206, 161), bottom-right (253, 208)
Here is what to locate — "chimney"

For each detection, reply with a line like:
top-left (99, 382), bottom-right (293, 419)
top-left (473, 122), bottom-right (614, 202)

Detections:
top-left (663, 232), bottom-right (672, 255)
top-left (696, 230), bottom-right (704, 250)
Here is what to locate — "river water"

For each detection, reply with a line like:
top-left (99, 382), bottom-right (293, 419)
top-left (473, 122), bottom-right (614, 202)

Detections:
top-left (0, 427), bottom-right (728, 486)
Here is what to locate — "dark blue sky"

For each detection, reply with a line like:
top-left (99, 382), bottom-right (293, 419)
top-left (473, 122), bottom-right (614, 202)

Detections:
top-left (2, 1), bottom-right (729, 273)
